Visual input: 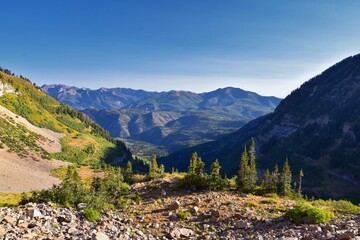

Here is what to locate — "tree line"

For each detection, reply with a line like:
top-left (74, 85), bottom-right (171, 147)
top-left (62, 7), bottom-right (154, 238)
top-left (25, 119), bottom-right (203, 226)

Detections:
top-left (149, 137), bottom-right (304, 197)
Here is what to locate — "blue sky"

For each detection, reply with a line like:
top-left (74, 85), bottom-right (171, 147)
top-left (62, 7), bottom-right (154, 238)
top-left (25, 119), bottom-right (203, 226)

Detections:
top-left (1, 1), bottom-right (359, 97)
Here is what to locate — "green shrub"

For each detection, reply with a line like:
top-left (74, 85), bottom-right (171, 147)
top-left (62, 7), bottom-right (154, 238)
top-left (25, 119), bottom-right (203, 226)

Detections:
top-left (83, 208), bottom-right (100, 222)
top-left (245, 200), bottom-right (259, 208)
top-left (260, 198), bottom-right (278, 204)
top-left (312, 199), bottom-right (360, 215)
top-left (177, 210), bottom-right (192, 220)
top-left (263, 193), bottom-right (278, 199)
top-left (286, 201), bottom-right (334, 224)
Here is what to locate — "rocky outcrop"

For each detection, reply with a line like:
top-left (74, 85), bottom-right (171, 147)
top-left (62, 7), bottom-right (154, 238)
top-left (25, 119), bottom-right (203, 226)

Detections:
top-left (0, 81), bottom-right (16, 96)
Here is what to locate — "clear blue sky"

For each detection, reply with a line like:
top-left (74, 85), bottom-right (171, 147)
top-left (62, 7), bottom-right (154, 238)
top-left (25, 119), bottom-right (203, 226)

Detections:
top-left (1, 1), bottom-right (359, 97)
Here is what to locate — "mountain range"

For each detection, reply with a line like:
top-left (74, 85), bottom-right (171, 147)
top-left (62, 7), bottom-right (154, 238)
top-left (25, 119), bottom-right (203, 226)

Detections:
top-left (161, 54), bottom-right (360, 203)
top-left (42, 85), bottom-right (281, 155)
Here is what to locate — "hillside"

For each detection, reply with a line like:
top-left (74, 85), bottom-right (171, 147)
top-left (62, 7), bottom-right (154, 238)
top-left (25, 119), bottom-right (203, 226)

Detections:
top-left (162, 54), bottom-right (360, 203)
top-left (0, 70), bottom-right (132, 191)
top-left (44, 85), bottom-right (281, 156)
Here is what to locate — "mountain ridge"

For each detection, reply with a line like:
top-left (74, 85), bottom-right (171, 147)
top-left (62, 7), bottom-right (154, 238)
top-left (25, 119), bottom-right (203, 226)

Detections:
top-left (161, 54), bottom-right (360, 202)
top-left (43, 84), bottom-right (281, 156)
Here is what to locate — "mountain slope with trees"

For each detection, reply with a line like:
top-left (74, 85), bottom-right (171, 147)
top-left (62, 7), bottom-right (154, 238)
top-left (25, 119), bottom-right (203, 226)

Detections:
top-left (161, 54), bottom-right (360, 203)
top-left (0, 68), bottom-right (132, 191)
top-left (43, 85), bottom-right (281, 156)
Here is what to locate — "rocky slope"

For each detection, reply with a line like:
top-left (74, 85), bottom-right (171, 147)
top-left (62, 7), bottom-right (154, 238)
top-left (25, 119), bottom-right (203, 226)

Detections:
top-left (0, 70), bottom-right (131, 192)
top-left (162, 54), bottom-right (360, 203)
top-left (1, 179), bottom-right (359, 239)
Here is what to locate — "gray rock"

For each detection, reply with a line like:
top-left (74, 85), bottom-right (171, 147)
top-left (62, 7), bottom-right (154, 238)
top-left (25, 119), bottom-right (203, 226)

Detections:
top-left (235, 220), bottom-right (249, 229)
top-left (189, 206), bottom-right (199, 215)
top-left (26, 208), bottom-right (42, 218)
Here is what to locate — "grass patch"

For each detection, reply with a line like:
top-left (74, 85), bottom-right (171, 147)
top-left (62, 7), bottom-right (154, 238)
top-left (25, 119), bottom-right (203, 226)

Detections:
top-left (0, 192), bottom-right (30, 207)
top-left (286, 200), bottom-right (334, 224)
top-left (260, 198), bottom-right (278, 204)
top-left (312, 199), bottom-right (360, 215)
top-left (50, 165), bottom-right (68, 180)
top-left (245, 200), bottom-right (259, 208)
top-left (82, 208), bottom-right (100, 222)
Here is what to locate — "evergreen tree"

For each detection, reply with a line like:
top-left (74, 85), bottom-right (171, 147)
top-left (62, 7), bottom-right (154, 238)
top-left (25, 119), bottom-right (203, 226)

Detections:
top-left (247, 137), bottom-right (258, 191)
top-left (270, 164), bottom-right (279, 193)
top-left (123, 161), bottom-right (134, 184)
top-left (237, 146), bottom-right (248, 189)
top-left (188, 152), bottom-right (197, 175)
top-left (261, 169), bottom-right (272, 193)
top-left (125, 161), bottom-right (133, 173)
top-left (298, 169), bottom-right (304, 195)
top-left (149, 155), bottom-right (159, 180)
top-left (280, 158), bottom-right (293, 196)
top-left (159, 164), bottom-right (165, 176)
top-left (194, 155), bottom-right (205, 176)
top-left (211, 159), bottom-right (221, 182)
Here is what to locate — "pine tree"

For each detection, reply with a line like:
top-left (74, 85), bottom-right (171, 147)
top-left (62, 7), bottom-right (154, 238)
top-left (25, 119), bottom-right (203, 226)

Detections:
top-left (149, 155), bottom-right (159, 180)
top-left (270, 164), bottom-right (279, 193)
top-left (261, 169), bottom-right (272, 193)
top-left (195, 155), bottom-right (205, 176)
top-left (188, 152), bottom-right (197, 175)
top-left (125, 161), bottom-right (133, 173)
top-left (211, 159), bottom-right (221, 182)
top-left (237, 146), bottom-right (248, 189)
top-left (280, 158), bottom-right (292, 196)
top-left (159, 164), bottom-right (165, 176)
top-left (298, 169), bottom-right (304, 195)
top-left (247, 137), bottom-right (258, 191)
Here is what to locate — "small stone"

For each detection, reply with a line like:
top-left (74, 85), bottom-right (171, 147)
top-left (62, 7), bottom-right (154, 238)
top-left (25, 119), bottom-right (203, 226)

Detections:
top-left (153, 223), bottom-right (160, 229)
top-left (169, 213), bottom-right (178, 221)
top-left (179, 228), bottom-right (194, 237)
top-left (92, 231), bottom-right (110, 240)
top-left (189, 206), bottom-right (199, 215)
top-left (197, 213), bottom-right (211, 221)
top-left (169, 200), bottom-right (180, 210)
top-left (337, 231), bottom-right (355, 240)
top-left (68, 227), bottom-right (77, 234)
top-left (210, 209), bottom-right (220, 218)
top-left (18, 222), bottom-right (29, 228)
top-left (233, 213), bottom-right (242, 219)
top-left (77, 203), bottom-right (87, 210)
top-left (4, 216), bottom-right (17, 225)
top-left (65, 214), bottom-right (76, 223)
top-left (235, 220), bottom-right (249, 229)
top-left (210, 215), bottom-right (220, 223)
top-left (0, 226), bottom-right (6, 236)
top-left (194, 198), bottom-right (201, 205)
top-left (161, 190), bottom-right (167, 196)
top-left (28, 223), bottom-right (37, 228)
top-left (169, 228), bottom-right (194, 238)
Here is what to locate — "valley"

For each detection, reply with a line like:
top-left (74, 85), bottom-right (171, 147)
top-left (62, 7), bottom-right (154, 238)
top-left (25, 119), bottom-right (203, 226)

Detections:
top-left (43, 85), bottom-right (281, 156)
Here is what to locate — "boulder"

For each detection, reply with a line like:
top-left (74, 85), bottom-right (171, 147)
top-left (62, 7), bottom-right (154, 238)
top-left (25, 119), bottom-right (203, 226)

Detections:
top-left (26, 208), bottom-right (42, 218)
